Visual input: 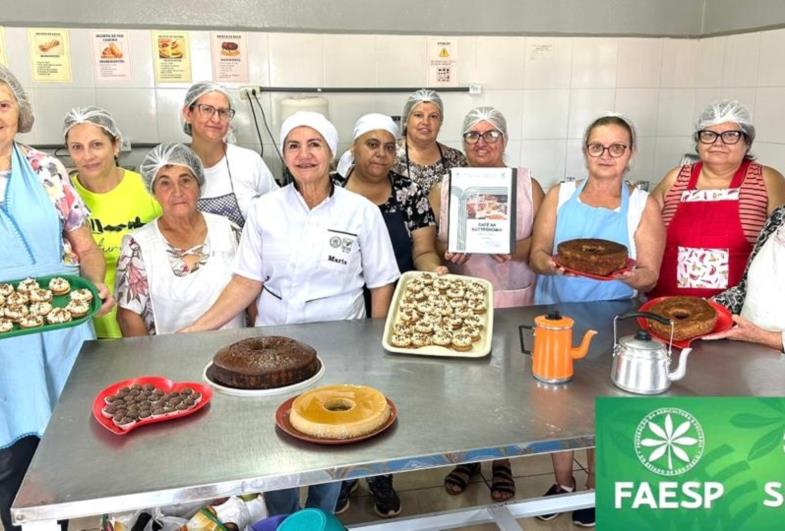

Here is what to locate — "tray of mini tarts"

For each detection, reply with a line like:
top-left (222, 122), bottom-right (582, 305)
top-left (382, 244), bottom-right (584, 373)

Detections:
top-left (382, 271), bottom-right (494, 358)
top-left (0, 274), bottom-right (100, 339)
top-left (92, 376), bottom-right (213, 435)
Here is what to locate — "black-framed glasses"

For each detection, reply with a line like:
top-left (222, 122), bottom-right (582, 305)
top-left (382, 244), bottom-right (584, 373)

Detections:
top-left (697, 129), bottom-right (745, 145)
top-left (586, 143), bottom-right (628, 158)
top-left (463, 130), bottom-right (504, 144)
top-left (193, 103), bottom-right (236, 121)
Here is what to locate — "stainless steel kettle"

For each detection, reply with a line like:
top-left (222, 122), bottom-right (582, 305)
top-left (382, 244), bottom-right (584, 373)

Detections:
top-left (610, 312), bottom-right (692, 395)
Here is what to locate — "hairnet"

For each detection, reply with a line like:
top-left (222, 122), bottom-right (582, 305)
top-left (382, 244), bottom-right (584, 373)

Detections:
top-left (139, 143), bottom-right (205, 193)
top-left (63, 106), bottom-right (122, 143)
top-left (401, 89), bottom-right (443, 131)
top-left (582, 112), bottom-right (638, 151)
top-left (352, 113), bottom-right (400, 142)
top-left (181, 81), bottom-right (233, 135)
top-left (0, 65), bottom-right (34, 134)
top-left (462, 106), bottom-right (508, 137)
top-left (279, 111), bottom-right (339, 158)
top-left (694, 99), bottom-right (755, 144)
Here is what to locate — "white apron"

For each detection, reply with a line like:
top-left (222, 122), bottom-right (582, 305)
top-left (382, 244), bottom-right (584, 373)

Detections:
top-left (740, 224), bottom-right (785, 332)
top-left (135, 213), bottom-right (244, 335)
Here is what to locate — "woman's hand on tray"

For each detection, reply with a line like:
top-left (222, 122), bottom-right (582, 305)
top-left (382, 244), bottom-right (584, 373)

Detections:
top-left (443, 251), bottom-right (471, 265)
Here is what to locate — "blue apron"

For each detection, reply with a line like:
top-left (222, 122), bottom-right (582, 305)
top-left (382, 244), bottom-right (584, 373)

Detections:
top-left (0, 144), bottom-right (94, 449)
top-left (535, 179), bottom-right (635, 304)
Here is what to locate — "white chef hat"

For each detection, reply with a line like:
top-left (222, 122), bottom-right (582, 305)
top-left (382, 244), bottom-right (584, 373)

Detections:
top-left (0, 65), bottom-right (34, 133)
top-left (63, 106), bottom-right (123, 144)
top-left (694, 99), bottom-right (755, 143)
top-left (279, 111), bottom-right (339, 158)
top-left (462, 106), bottom-right (508, 137)
top-left (352, 113), bottom-right (400, 141)
top-left (181, 81), bottom-right (234, 136)
top-left (140, 143), bottom-right (205, 193)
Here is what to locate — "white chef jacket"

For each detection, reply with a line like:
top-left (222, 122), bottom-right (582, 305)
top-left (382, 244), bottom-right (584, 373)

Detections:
top-left (235, 183), bottom-right (400, 325)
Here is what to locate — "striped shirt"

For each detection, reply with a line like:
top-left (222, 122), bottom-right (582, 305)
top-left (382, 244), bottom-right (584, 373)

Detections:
top-left (662, 162), bottom-right (768, 244)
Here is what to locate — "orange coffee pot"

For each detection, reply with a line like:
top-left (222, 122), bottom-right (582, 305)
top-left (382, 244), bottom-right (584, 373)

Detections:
top-left (520, 311), bottom-right (598, 383)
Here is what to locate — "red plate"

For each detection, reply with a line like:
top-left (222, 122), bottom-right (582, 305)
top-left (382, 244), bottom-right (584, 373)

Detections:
top-left (552, 256), bottom-right (637, 281)
top-left (275, 396), bottom-right (397, 445)
top-left (92, 376), bottom-right (213, 435)
top-left (637, 298), bottom-right (733, 349)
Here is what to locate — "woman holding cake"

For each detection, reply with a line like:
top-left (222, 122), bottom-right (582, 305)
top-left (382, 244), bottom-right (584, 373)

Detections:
top-left (390, 89), bottom-right (467, 195)
top-left (64, 106), bottom-right (161, 338)
top-left (529, 113), bottom-right (664, 527)
top-left (183, 111), bottom-right (400, 515)
top-left (181, 82), bottom-right (278, 228)
top-left (649, 100), bottom-right (785, 299)
top-left (430, 106), bottom-right (543, 503)
top-left (0, 65), bottom-right (113, 531)
top-left (114, 144), bottom-right (244, 336)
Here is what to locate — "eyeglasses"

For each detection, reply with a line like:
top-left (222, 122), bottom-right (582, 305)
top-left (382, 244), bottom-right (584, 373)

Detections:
top-left (586, 143), bottom-right (629, 158)
top-left (193, 103), bottom-right (236, 121)
top-left (697, 130), bottom-right (745, 145)
top-left (463, 130), bottom-right (503, 144)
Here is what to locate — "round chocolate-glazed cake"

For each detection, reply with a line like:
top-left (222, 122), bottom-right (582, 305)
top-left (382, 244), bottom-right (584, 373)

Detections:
top-left (207, 336), bottom-right (320, 389)
top-left (557, 238), bottom-right (628, 276)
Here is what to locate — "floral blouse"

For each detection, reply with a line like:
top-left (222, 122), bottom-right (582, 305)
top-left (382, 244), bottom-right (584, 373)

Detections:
top-left (333, 171), bottom-right (436, 237)
top-left (12, 144), bottom-right (90, 264)
top-left (115, 221), bottom-right (241, 335)
top-left (391, 139), bottom-right (467, 194)
top-left (714, 206), bottom-right (785, 314)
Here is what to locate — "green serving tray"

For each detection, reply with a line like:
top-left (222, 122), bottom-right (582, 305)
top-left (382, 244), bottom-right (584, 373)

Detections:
top-left (0, 274), bottom-right (101, 339)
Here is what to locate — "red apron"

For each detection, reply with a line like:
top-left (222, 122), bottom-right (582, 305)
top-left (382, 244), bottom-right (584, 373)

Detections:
top-left (650, 160), bottom-right (752, 299)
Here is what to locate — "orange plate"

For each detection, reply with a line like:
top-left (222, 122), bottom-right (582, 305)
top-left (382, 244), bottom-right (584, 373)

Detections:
top-left (637, 298), bottom-right (733, 349)
top-left (275, 396), bottom-right (397, 445)
top-left (552, 256), bottom-right (637, 281)
top-left (92, 376), bottom-right (212, 435)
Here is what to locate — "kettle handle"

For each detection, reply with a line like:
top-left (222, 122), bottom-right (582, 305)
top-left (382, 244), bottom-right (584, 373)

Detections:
top-left (518, 324), bottom-right (533, 355)
top-left (613, 312), bottom-right (674, 357)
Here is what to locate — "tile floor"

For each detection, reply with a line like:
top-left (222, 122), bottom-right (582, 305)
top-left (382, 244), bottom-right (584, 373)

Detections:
top-left (8, 453), bottom-right (592, 531)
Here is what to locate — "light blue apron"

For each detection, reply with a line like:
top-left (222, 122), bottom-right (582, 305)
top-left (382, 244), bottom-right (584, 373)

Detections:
top-left (535, 179), bottom-right (635, 304)
top-left (0, 144), bottom-right (94, 449)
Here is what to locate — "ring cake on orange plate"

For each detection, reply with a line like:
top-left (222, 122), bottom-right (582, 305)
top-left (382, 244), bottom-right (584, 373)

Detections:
top-left (646, 296), bottom-right (717, 341)
top-left (557, 238), bottom-right (628, 276)
top-left (289, 384), bottom-right (390, 440)
top-left (207, 336), bottom-right (320, 389)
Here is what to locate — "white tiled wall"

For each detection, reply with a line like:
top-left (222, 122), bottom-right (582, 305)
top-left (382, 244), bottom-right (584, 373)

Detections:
top-left (5, 27), bottom-right (785, 189)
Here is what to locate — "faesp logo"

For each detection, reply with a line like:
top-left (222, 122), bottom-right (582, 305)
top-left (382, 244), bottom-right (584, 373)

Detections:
top-left (634, 407), bottom-right (705, 477)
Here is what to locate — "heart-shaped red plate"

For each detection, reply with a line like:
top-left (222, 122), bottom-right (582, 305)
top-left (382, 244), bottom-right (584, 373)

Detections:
top-left (92, 375), bottom-right (213, 435)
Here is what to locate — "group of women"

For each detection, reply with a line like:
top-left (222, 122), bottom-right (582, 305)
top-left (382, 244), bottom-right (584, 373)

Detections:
top-left (2, 58), bottom-right (784, 530)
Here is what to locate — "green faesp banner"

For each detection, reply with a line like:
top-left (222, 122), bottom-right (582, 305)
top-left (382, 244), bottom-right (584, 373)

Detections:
top-left (597, 397), bottom-right (785, 531)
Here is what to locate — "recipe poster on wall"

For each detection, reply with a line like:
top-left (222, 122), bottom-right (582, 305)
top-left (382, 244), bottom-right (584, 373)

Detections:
top-left (92, 31), bottom-right (131, 82)
top-left (447, 167), bottom-right (517, 255)
top-left (152, 31), bottom-right (191, 83)
top-left (210, 32), bottom-right (248, 83)
top-left (0, 27), bottom-right (7, 66)
top-left (427, 37), bottom-right (458, 86)
top-left (29, 28), bottom-right (72, 83)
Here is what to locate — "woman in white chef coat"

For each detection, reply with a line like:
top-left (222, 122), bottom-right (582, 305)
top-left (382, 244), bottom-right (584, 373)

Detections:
top-left (181, 82), bottom-right (278, 228)
top-left (184, 111), bottom-right (399, 514)
top-left (114, 144), bottom-right (244, 336)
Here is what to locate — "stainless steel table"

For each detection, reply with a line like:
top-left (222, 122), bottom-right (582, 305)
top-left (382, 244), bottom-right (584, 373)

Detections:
top-left (12, 300), bottom-right (785, 530)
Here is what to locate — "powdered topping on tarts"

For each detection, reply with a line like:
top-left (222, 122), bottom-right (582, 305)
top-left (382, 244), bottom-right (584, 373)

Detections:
top-left (0, 318), bottom-right (13, 333)
top-left (65, 300), bottom-right (90, 318)
top-left (6, 291), bottom-right (29, 306)
top-left (29, 302), bottom-right (53, 316)
top-left (390, 334), bottom-right (413, 348)
top-left (70, 288), bottom-right (94, 303)
top-left (29, 288), bottom-right (53, 303)
top-left (16, 277), bottom-right (39, 293)
top-left (4, 304), bottom-right (29, 322)
top-left (0, 284), bottom-right (14, 297)
top-left (48, 277), bottom-right (71, 295)
top-left (46, 307), bottom-right (72, 324)
top-left (19, 314), bottom-right (44, 329)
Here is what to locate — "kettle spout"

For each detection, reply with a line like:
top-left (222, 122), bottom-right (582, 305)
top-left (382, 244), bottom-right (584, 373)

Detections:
top-left (570, 329), bottom-right (598, 359)
top-left (668, 347), bottom-right (692, 382)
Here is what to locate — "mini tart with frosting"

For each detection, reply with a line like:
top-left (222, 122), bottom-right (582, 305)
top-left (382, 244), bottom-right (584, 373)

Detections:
top-left (464, 314), bottom-right (484, 329)
top-left (463, 325), bottom-right (482, 342)
top-left (4, 304), bottom-right (29, 322)
top-left (48, 277), bottom-right (71, 295)
top-left (451, 332), bottom-right (473, 351)
top-left (0, 318), bottom-right (13, 333)
top-left (29, 288), bottom-right (53, 303)
top-left (19, 314), bottom-right (44, 329)
top-left (29, 302), bottom-right (53, 316)
top-left (390, 333), bottom-right (413, 348)
top-left (6, 291), bottom-right (29, 306)
top-left (0, 283), bottom-right (14, 297)
top-left (410, 333), bottom-right (431, 348)
top-left (289, 384), bottom-right (391, 440)
top-left (65, 300), bottom-right (90, 318)
top-left (16, 277), bottom-right (40, 293)
top-left (431, 330), bottom-right (453, 347)
top-left (46, 307), bottom-right (72, 324)
top-left (70, 288), bottom-right (94, 303)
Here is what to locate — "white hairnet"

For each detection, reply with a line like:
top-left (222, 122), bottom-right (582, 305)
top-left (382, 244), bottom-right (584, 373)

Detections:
top-left (462, 106), bottom-right (508, 137)
top-left (279, 111), bottom-right (339, 158)
top-left (0, 65), bottom-right (34, 134)
top-left (181, 81), bottom-right (233, 136)
top-left (402, 89), bottom-right (443, 131)
top-left (63, 106), bottom-right (122, 143)
top-left (352, 113), bottom-right (400, 142)
top-left (694, 99), bottom-right (755, 143)
top-left (582, 112), bottom-right (638, 151)
top-left (140, 143), bottom-right (205, 193)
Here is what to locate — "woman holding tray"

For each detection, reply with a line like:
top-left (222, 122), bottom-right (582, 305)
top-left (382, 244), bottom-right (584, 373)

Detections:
top-left (431, 106), bottom-right (544, 503)
top-left (0, 65), bottom-right (113, 531)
